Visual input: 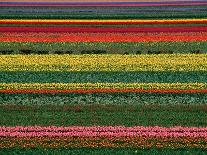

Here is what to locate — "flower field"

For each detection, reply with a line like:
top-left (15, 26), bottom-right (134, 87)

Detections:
top-left (1, 0), bottom-right (207, 154)
top-left (1, 54), bottom-right (207, 71)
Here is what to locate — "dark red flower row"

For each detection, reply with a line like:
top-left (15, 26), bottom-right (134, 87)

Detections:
top-left (1, 26), bottom-right (207, 33)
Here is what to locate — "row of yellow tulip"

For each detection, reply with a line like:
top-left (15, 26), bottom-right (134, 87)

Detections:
top-left (0, 83), bottom-right (206, 90)
top-left (0, 54), bottom-right (207, 71)
top-left (1, 19), bottom-right (207, 25)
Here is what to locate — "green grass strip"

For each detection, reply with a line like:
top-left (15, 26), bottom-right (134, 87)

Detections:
top-left (0, 148), bottom-right (206, 155)
top-left (0, 104), bottom-right (206, 126)
top-left (1, 93), bottom-right (207, 105)
top-left (1, 71), bottom-right (207, 83)
top-left (0, 42), bottom-right (206, 54)
top-left (1, 13), bottom-right (207, 19)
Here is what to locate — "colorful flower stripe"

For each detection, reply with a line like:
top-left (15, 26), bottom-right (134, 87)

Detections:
top-left (1, 54), bottom-right (207, 72)
top-left (0, 136), bottom-right (206, 149)
top-left (1, 1), bottom-right (207, 153)
top-left (1, 3), bottom-right (206, 7)
top-left (1, 26), bottom-right (207, 33)
top-left (1, 0), bottom-right (205, 2)
top-left (0, 127), bottom-right (207, 137)
top-left (0, 83), bottom-right (206, 91)
top-left (0, 126), bottom-right (207, 148)
top-left (1, 126), bottom-right (207, 135)
top-left (1, 19), bottom-right (207, 25)
top-left (1, 32), bottom-right (207, 42)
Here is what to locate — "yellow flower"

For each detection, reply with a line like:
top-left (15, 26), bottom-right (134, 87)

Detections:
top-left (0, 83), bottom-right (206, 90)
top-left (0, 54), bottom-right (207, 72)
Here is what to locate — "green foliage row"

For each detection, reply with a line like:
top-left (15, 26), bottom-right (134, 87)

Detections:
top-left (1, 6), bottom-right (207, 20)
top-left (1, 93), bottom-right (207, 105)
top-left (0, 13), bottom-right (206, 19)
top-left (0, 148), bottom-right (206, 155)
top-left (0, 42), bottom-right (206, 54)
top-left (0, 104), bottom-right (206, 126)
top-left (1, 71), bottom-right (207, 83)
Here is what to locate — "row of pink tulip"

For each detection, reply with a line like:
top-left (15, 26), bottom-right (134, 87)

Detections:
top-left (0, 126), bottom-right (207, 132)
top-left (1, 131), bottom-right (207, 137)
top-left (0, 126), bottom-right (207, 138)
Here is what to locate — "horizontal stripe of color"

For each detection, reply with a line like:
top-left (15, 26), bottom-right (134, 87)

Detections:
top-left (1, 93), bottom-right (207, 105)
top-left (1, 126), bottom-right (207, 137)
top-left (0, 83), bottom-right (206, 90)
top-left (1, 27), bottom-right (207, 33)
top-left (1, 7), bottom-right (206, 20)
top-left (0, 104), bottom-right (206, 126)
top-left (1, 6), bottom-right (206, 14)
top-left (0, 136), bottom-right (206, 149)
top-left (1, 71), bottom-right (207, 83)
top-left (1, 0), bottom-right (204, 2)
top-left (0, 54), bottom-right (207, 71)
top-left (0, 148), bottom-right (206, 155)
top-left (2, 89), bottom-right (207, 94)
top-left (1, 1), bottom-right (206, 7)
top-left (1, 32), bottom-right (207, 42)
top-left (1, 19), bottom-right (207, 25)
top-left (0, 42), bottom-right (205, 54)
top-left (1, 14), bottom-right (206, 20)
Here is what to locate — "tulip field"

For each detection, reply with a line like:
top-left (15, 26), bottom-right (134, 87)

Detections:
top-left (1, 0), bottom-right (207, 154)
